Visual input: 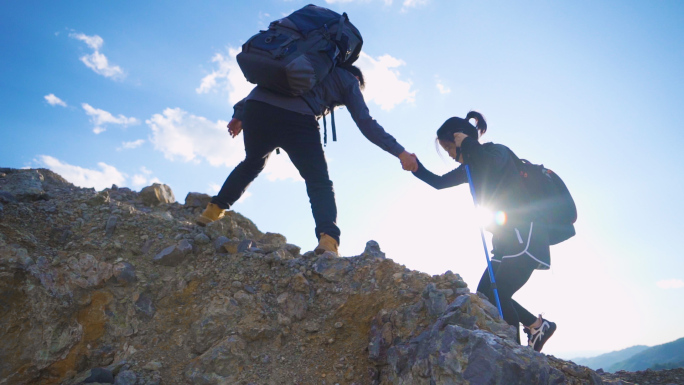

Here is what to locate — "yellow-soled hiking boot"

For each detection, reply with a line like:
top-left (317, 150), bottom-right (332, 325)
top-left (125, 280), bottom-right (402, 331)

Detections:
top-left (196, 203), bottom-right (226, 227)
top-left (314, 233), bottom-right (339, 256)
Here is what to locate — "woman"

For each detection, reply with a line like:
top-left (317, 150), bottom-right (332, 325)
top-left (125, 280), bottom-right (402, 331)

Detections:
top-left (196, 64), bottom-right (418, 256)
top-left (412, 111), bottom-right (555, 352)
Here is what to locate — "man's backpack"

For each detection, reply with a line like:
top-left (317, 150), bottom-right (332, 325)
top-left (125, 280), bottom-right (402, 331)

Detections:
top-left (509, 150), bottom-right (577, 245)
top-left (237, 4), bottom-right (363, 97)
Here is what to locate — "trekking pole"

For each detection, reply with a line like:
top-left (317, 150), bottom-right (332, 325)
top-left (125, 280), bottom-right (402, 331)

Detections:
top-left (465, 164), bottom-right (504, 319)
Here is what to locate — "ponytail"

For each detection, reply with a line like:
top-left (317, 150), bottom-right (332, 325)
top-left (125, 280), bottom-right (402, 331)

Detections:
top-left (436, 110), bottom-right (488, 143)
top-left (465, 110), bottom-right (487, 137)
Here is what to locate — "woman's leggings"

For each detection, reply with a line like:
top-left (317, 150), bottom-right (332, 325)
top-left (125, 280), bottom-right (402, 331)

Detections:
top-left (476, 222), bottom-right (550, 343)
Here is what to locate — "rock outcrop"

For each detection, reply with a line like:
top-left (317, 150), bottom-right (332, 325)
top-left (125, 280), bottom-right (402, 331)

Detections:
top-left (0, 168), bottom-right (636, 384)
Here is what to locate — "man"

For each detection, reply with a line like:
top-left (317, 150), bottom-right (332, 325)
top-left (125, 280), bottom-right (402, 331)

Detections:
top-left (196, 64), bottom-right (417, 256)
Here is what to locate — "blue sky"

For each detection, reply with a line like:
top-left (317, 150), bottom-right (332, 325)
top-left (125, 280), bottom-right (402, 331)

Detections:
top-left (2, 0), bottom-right (684, 359)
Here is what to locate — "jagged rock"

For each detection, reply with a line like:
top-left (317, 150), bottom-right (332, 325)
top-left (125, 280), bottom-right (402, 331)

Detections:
top-left (184, 192), bottom-right (211, 208)
top-left (139, 183), bottom-right (175, 206)
top-left (193, 233), bottom-right (211, 245)
top-left (212, 236), bottom-right (231, 252)
top-left (0, 167), bottom-right (642, 385)
top-left (114, 369), bottom-right (137, 385)
top-left (0, 169), bottom-right (46, 201)
top-left (84, 367), bottom-right (114, 383)
top-left (220, 240), bottom-right (242, 254)
top-left (152, 240), bottom-right (192, 266)
top-left (135, 292), bottom-right (156, 318)
top-left (260, 232), bottom-right (286, 245)
top-left (106, 215), bottom-right (118, 237)
top-left (0, 190), bottom-right (17, 204)
top-left (313, 252), bottom-right (352, 282)
top-left (113, 262), bottom-right (137, 285)
top-left (423, 283), bottom-right (448, 316)
top-left (88, 190), bottom-right (111, 206)
top-left (184, 336), bottom-right (247, 384)
top-left (363, 240), bottom-right (386, 259)
top-left (283, 243), bottom-right (301, 257)
top-left (277, 292), bottom-right (307, 321)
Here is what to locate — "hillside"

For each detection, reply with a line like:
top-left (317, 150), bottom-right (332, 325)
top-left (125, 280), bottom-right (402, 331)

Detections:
top-left (573, 346), bottom-right (649, 371)
top-left (0, 167), bottom-right (678, 384)
top-left (608, 337), bottom-right (684, 372)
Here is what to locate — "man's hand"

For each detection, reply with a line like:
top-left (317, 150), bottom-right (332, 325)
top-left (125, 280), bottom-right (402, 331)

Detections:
top-left (228, 118), bottom-right (243, 138)
top-left (399, 151), bottom-right (418, 172)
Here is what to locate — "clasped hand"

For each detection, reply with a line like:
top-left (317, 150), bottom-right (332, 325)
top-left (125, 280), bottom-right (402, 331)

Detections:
top-left (399, 151), bottom-right (418, 172)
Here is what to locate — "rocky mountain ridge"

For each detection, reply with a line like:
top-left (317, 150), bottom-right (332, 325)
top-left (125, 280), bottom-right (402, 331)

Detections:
top-left (1, 167), bottom-right (681, 385)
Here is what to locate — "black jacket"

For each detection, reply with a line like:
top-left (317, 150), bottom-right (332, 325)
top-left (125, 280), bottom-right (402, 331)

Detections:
top-left (413, 138), bottom-right (534, 228)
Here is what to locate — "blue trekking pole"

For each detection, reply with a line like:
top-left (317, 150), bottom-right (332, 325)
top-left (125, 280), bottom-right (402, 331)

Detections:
top-left (465, 164), bottom-right (504, 319)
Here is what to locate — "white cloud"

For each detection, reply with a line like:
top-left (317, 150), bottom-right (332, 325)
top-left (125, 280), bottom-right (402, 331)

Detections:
top-left (69, 32), bottom-right (125, 79)
top-left (45, 94), bottom-right (67, 107)
top-left (82, 103), bottom-right (139, 134)
top-left (119, 139), bottom-right (145, 150)
top-left (264, 153), bottom-right (304, 182)
top-left (355, 52), bottom-right (416, 110)
top-left (208, 183), bottom-right (222, 194)
top-left (37, 155), bottom-right (126, 190)
top-left (325, 0), bottom-right (394, 4)
top-left (436, 77), bottom-right (451, 94)
top-left (402, 0), bottom-right (428, 11)
top-left (131, 174), bottom-right (148, 187)
top-left (70, 33), bottom-right (103, 50)
top-left (656, 279), bottom-right (684, 289)
top-left (237, 191), bottom-right (252, 203)
top-left (197, 47), bottom-right (254, 105)
top-left (140, 166), bottom-right (153, 175)
top-left (147, 107), bottom-right (246, 167)
top-left (131, 167), bottom-right (160, 188)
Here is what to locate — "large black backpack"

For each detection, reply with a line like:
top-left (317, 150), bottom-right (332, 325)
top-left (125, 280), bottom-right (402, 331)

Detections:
top-left (237, 4), bottom-right (363, 97)
top-left (509, 150), bottom-right (577, 245)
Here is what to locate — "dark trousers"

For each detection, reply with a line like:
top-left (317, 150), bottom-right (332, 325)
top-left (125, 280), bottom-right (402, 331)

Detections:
top-left (211, 100), bottom-right (340, 243)
top-left (477, 223), bottom-right (548, 343)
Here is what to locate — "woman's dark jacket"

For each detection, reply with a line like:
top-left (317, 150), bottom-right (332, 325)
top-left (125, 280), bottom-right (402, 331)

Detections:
top-left (413, 137), bottom-right (535, 230)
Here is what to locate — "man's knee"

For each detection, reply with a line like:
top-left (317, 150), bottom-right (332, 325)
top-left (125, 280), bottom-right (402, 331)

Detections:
top-left (240, 157), bottom-right (268, 173)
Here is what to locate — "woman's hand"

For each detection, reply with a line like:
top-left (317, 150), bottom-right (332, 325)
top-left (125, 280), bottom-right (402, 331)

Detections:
top-left (228, 118), bottom-right (243, 138)
top-left (453, 132), bottom-right (468, 147)
top-left (399, 151), bottom-right (418, 172)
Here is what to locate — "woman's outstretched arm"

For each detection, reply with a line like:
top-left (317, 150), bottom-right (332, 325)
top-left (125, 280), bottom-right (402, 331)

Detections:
top-left (412, 159), bottom-right (467, 190)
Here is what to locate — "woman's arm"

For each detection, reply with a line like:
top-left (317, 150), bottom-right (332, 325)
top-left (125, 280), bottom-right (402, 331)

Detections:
top-left (412, 159), bottom-right (467, 190)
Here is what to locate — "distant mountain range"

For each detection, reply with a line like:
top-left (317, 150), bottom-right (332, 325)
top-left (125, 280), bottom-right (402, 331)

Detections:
top-left (573, 337), bottom-right (684, 372)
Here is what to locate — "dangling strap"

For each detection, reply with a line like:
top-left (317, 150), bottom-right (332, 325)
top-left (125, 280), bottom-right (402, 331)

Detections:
top-left (322, 114), bottom-right (328, 147)
top-left (336, 14), bottom-right (346, 41)
top-left (331, 108), bottom-right (337, 142)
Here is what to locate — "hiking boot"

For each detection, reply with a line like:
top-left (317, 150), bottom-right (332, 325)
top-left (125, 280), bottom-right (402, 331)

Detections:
top-left (314, 233), bottom-right (338, 256)
top-left (196, 203), bottom-right (226, 227)
top-left (524, 315), bottom-right (556, 352)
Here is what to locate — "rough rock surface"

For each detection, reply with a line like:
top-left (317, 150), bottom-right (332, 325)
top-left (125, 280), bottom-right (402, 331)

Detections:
top-left (0, 168), bottom-right (659, 384)
top-left (139, 183), bottom-right (175, 206)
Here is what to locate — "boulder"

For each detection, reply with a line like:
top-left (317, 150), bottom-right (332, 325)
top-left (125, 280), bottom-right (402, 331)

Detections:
top-left (184, 192), bottom-right (211, 208)
top-left (139, 183), bottom-right (175, 206)
top-left (152, 240), bottom-right (193, 266)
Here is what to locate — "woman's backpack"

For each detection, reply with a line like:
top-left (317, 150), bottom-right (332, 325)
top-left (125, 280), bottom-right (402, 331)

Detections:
top-left (509, 150), bottom-right (577, 245)
top-left (237, 4), bottom-right (363, 97)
